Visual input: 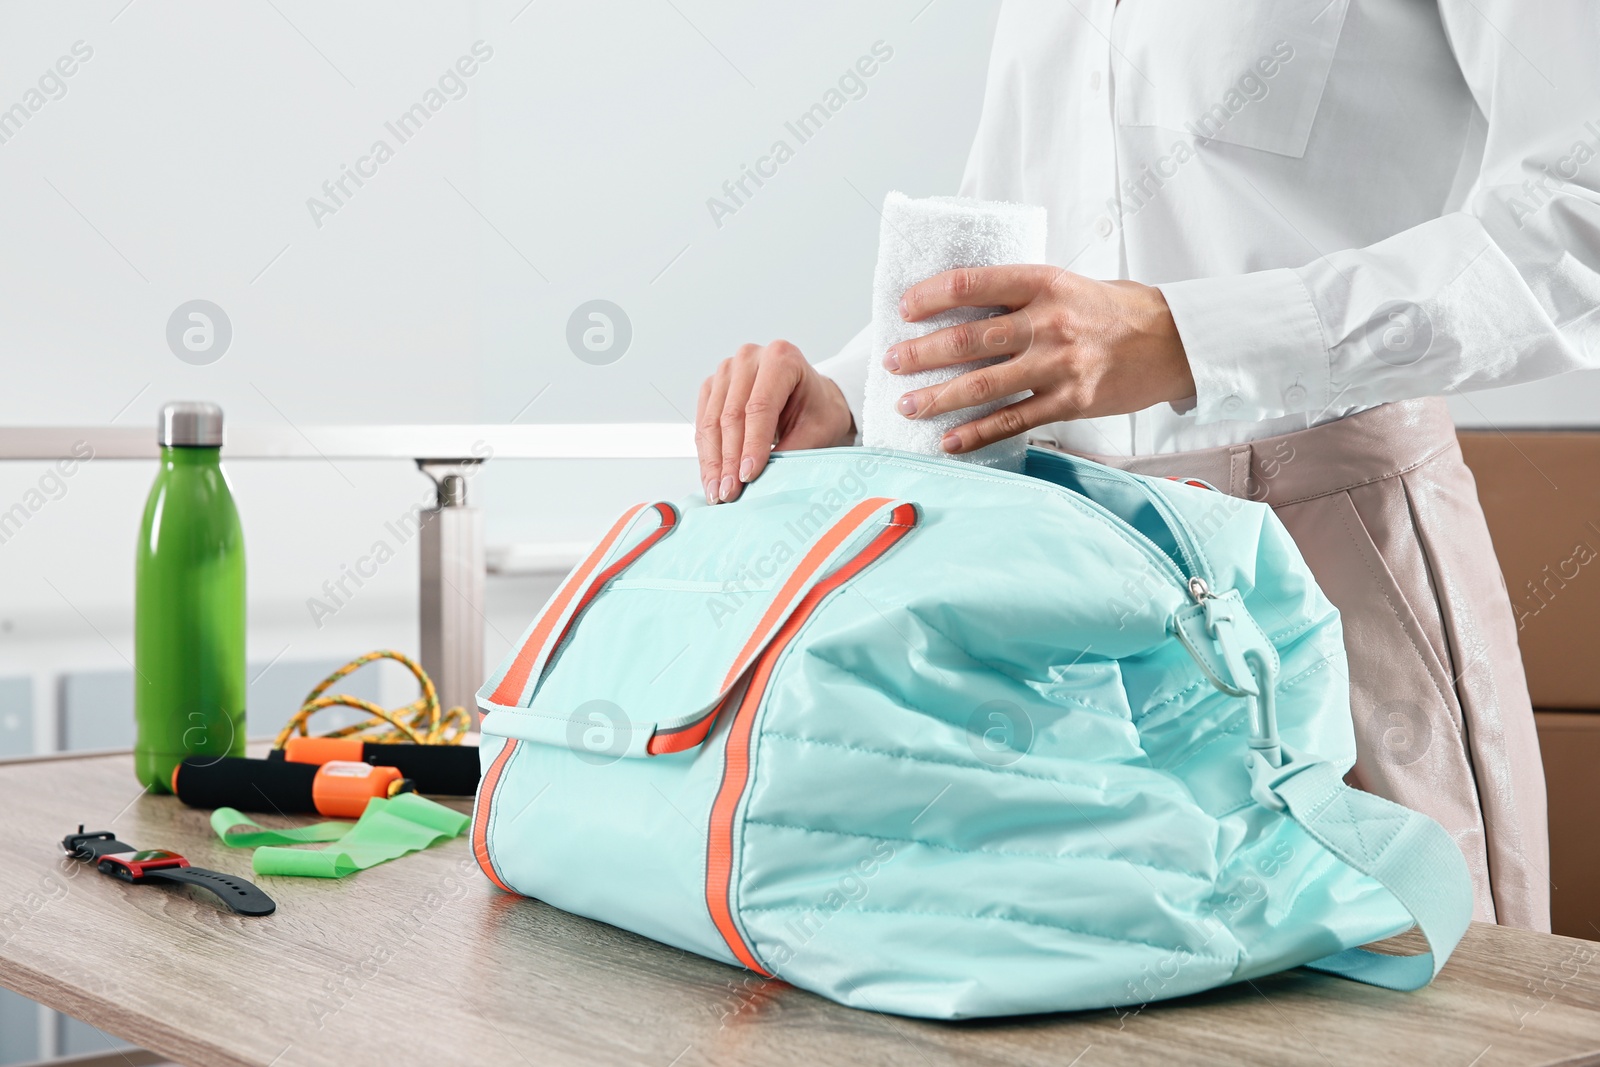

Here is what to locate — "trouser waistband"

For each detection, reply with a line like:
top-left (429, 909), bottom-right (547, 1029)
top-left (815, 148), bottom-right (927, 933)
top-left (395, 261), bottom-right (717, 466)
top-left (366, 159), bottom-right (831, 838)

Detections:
top-left (1061, 397), bottom-right (1458, 506)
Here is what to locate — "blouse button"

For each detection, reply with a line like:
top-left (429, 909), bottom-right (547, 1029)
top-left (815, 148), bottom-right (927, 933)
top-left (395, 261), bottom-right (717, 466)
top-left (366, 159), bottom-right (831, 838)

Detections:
top-left (1221, 394), bottom-right (1244, 416)
top-left (1284, 384), bottom-right (1307, 408)
top-left (1094, 215), bottom-right (1114, 239)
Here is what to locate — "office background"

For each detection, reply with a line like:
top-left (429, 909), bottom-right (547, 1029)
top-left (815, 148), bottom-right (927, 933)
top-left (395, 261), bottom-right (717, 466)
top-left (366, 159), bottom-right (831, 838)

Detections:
top-left (0, 1), bottom-right (1595, 1059)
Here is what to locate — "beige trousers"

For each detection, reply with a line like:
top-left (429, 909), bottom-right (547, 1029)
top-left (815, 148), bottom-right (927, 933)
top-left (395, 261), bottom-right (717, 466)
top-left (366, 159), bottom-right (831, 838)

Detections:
top-left (1045, 397), bottom-right (1551, 931)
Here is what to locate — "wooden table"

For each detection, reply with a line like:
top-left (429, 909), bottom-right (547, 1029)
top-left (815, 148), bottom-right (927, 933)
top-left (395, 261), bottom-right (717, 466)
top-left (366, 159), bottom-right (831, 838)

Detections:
top-left (3, 752), bottom-right (1598, 1067)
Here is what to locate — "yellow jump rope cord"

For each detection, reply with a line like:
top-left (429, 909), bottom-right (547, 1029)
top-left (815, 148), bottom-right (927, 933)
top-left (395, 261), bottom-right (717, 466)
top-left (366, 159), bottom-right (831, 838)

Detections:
top-left (270, 649), bottom-right (473, 750)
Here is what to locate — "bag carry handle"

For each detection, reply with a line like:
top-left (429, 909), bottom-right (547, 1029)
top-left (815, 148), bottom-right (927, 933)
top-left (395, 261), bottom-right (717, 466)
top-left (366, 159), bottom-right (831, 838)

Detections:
top-left (647, 496), bottom-right (919, 755)
top-left (478, 495), bottom-right (919, 759)
top-left (482, 501), bottom-right (680, 710)
top-left (1251, 753), bottom-right (1475, 990)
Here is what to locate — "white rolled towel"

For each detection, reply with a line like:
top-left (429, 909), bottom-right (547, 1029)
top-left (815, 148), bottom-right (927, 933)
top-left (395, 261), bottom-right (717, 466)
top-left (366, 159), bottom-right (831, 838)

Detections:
top-left (860, 192), bottom-right (1048, 471)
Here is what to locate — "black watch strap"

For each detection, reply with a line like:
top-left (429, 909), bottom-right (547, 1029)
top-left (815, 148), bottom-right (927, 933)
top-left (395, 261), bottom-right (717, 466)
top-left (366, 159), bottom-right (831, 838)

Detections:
top-left (66, 833), bottom-right (137, 861)
top-left (144, 866), bottom-right (277, 916)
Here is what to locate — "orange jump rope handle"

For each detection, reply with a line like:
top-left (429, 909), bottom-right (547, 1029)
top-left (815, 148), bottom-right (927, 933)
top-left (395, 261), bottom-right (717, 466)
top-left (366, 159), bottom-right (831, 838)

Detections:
top-left (282, 736), bottom-right (364, 765)
top-left (311, 761), bottom-right (408, 818)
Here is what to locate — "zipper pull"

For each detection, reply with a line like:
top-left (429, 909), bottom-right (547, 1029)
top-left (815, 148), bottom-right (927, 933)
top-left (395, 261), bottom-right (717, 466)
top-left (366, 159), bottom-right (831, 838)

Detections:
top-left (1202, 598), bottom-right (1255, 698)
top-left (1204, 587), bottom-right (1286, 769)
top-left (1174, 584), bottom-right (1285, 769)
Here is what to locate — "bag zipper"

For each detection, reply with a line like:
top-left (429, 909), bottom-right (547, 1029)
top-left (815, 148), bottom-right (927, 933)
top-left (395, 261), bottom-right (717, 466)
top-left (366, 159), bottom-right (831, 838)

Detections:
top-left (793, 447), bottom-right (1215, 596)
top-left (1021, 446), bottom-right (1216, 587)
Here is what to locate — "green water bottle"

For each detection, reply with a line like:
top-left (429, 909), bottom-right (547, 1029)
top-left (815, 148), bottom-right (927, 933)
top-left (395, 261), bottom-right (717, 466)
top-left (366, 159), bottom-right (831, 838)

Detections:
top-left (134, 401), bottom-right (246, 792)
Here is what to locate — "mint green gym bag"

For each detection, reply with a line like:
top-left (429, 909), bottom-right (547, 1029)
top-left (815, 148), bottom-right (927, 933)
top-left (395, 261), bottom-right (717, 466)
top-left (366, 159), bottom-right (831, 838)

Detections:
top-left (472, 446), bottom-right (1474, 1019)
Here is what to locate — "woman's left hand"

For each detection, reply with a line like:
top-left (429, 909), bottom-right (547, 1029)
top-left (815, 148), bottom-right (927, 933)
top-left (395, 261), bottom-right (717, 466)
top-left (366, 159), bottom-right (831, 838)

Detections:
top-left (887, 267), bottom-right (1197, 454)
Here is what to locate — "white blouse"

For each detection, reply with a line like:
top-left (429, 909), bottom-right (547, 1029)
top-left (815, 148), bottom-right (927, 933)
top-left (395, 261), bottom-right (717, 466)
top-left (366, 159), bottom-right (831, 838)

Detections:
top-left (819, 0), bottom-right (1600, 456)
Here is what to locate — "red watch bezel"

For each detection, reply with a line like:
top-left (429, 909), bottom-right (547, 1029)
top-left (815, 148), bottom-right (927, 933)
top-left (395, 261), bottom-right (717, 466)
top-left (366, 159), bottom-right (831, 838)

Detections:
top-left (98, 850), bottom-right (191, 879)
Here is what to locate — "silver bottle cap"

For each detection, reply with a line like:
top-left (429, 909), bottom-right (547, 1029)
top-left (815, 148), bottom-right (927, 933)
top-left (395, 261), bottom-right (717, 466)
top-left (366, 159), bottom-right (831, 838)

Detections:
top-left (158, 401), bottom-right (224, 448)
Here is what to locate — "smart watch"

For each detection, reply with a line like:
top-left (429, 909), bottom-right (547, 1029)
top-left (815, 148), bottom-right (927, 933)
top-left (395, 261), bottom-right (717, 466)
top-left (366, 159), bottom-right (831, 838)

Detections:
top-left (61, 826), bottom-right (276, 916)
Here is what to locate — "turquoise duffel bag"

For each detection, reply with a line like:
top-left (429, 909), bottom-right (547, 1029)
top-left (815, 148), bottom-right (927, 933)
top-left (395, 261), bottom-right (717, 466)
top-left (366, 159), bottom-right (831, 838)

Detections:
top-left (472, 446), bottom-right (1473, 1019)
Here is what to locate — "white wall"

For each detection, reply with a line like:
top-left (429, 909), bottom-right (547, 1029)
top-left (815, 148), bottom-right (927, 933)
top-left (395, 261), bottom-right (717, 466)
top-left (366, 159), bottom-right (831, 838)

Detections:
top-left (0, 0), bottom-right (1003, 728)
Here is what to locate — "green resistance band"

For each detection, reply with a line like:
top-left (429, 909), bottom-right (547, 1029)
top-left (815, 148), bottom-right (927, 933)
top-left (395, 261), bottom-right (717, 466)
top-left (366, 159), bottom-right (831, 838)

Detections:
top-left (211, 793), bottom-right (470, 878)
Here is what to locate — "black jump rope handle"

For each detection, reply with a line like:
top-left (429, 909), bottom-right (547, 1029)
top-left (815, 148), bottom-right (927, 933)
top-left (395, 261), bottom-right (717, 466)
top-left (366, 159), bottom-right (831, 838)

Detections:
top-left (337, 743), bottom-right (480, 795)
top-left (174, 756), bottom-right (321, 814)
top-left (173, 745), bottom-right (481, 814)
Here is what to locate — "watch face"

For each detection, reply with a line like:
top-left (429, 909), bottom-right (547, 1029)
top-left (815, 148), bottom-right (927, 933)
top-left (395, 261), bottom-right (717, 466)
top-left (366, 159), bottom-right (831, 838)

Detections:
top-left (126, 849), bottom-right (182, 863)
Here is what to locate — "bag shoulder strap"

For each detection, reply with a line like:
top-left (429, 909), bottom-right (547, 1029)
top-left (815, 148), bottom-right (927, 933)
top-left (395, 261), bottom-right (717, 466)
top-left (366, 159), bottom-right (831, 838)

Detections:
top-left (1204, 591), bottom-right (1473, 993)
top-left (1266, 758), bottom-right (1475, 991)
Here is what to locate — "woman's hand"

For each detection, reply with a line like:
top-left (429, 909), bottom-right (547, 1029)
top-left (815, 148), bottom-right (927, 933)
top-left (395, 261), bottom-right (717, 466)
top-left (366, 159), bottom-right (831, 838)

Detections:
top-left (887, 268), bottom-right (1196, 453)
top-left (695, 340), bottom-right (855, 504)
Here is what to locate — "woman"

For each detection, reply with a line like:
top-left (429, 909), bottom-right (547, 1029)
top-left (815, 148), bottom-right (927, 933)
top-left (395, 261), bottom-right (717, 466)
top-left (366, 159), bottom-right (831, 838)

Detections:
top-left (694, 0), bottom-right (1600, 932)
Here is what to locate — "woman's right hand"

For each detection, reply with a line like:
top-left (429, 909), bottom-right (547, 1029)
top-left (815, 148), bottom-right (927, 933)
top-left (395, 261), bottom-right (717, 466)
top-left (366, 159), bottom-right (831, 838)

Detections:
top-left (695, 340), bottom-right (856, 505)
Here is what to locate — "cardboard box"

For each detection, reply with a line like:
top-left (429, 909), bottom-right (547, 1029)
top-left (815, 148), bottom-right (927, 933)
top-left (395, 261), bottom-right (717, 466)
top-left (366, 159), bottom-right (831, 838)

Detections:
top-left (1460, 431), bottom-right (1600, 940)
top-left (1458, 432), bottom-right (1600, 708)
top-left (1534, 711), bottom-right (1600, 939)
